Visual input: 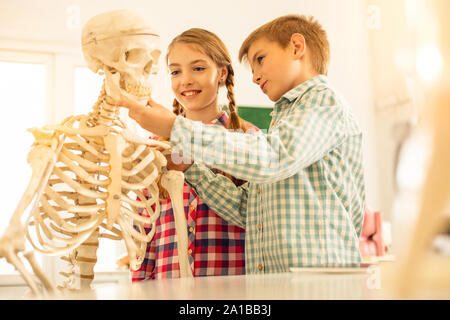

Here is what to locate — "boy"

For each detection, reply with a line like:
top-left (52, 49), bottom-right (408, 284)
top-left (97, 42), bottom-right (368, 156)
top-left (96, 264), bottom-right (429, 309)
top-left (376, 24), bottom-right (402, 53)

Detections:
top-left (119, 14), bottom-right (366, 273)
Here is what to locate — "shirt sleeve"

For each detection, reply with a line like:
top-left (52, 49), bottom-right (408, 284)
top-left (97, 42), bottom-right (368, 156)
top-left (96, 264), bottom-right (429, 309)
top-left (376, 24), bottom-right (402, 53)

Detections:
top-left (170, 87), bottom-right (348, 184)
top-left (183, 163), bottom-right (248, 229)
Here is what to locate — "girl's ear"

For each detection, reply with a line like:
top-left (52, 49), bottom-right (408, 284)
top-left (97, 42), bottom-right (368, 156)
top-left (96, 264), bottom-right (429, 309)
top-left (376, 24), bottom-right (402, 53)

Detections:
top-left (290, 33), bottom-right (306, 59)
top-left (219, 66), bottom-right (228, 84)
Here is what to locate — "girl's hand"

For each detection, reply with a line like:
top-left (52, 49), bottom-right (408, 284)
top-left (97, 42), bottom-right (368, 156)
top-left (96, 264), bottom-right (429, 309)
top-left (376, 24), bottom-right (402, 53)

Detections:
top-left (117, 97), bottom-right (176, 137)
top-left (165, 153), bottom-right (192, 172)
top-left (116, 254), bottom-right (130, 271)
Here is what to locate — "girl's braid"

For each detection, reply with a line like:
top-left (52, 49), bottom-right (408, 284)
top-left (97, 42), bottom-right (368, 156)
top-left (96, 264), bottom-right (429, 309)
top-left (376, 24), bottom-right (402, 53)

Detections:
top-left (224, 65), bottom-right (242, 131)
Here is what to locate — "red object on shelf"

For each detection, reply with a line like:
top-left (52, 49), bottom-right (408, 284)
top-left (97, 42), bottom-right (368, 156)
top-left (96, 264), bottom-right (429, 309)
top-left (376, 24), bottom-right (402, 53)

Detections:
top-left (359, 207), bottom-right (384, 257)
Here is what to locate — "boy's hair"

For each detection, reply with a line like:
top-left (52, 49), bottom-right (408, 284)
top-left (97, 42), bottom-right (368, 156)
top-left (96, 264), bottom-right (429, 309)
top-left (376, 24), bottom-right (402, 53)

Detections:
top-left (239, 14), bottom-right (330, 75)
top-left (166, 28), bottom-right (243, 131)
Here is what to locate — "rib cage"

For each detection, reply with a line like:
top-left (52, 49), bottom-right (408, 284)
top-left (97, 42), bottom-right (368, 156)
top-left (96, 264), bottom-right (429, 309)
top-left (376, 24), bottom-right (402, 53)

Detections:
top-left (24, 113), bottom-right (168, 275)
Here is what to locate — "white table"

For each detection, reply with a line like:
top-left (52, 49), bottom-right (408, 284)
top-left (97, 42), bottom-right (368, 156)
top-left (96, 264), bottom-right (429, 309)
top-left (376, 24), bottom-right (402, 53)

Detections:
top-left (62, 270), bottom-right (377, 300)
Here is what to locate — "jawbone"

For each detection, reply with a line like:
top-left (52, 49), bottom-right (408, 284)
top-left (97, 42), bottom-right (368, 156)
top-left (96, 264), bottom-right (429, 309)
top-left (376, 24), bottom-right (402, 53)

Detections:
top-left (105, 70), bottom-right (151, 106)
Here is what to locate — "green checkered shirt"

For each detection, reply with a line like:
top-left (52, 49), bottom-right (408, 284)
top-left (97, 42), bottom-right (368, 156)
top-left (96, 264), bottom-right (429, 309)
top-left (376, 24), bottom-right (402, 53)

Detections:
top-left (170, 75), bottom-right (366, 274)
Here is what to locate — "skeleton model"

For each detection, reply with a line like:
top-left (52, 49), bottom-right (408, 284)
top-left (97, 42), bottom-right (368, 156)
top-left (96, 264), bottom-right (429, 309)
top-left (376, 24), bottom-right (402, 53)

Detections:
top-left (0, 10), bottom-right (192, 297)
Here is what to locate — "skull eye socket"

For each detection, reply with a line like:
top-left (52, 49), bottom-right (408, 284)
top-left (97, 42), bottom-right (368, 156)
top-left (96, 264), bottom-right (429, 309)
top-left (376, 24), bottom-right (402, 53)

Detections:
top-left (151, 50), bottom-right (161, 64)
top-left (147, 50), bottom-right (162, 75)
top-left (107, 66), bottom-right (118, 74)
top-left (124, 48), bottom-right (148, 64)
top-left (144, 60), bottom-right (153, 75)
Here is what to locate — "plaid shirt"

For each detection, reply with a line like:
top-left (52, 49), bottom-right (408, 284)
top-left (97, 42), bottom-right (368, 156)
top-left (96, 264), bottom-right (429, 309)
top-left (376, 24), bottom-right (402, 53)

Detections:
top-left (171, 75), bottom-right (366, 274)
top-left (131, 112), bottom-right (246, 281)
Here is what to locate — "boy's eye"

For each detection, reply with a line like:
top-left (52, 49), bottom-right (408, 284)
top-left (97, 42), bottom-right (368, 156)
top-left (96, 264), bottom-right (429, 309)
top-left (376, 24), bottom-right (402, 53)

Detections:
top-left (170, 70), bottom-right (180, 76)
top-left (257, 56), bottom-right (264, 64)
top-left (193, 66), bottom-right (205, 72)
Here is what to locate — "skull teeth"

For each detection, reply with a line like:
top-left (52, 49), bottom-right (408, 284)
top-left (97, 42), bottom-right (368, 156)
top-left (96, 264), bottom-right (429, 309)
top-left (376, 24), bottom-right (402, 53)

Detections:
top-left (124, 82), bottom-right (151, 97)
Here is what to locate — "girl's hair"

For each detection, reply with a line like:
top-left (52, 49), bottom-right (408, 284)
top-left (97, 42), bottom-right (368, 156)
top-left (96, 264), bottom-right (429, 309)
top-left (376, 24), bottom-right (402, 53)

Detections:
top-left (164, 28), bottom-right (249, 188)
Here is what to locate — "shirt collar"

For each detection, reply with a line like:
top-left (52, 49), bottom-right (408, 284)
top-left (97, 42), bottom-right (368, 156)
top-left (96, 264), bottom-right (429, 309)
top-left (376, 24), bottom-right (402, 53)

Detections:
top-left (275, 75), bottom-right (329, 106)
top-left (208, 110), bottom-right (228, 126)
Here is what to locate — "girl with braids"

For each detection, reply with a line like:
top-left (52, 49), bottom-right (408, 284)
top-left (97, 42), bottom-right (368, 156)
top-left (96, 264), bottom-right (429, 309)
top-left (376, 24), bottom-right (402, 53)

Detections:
top-left (129, 28), bottom-right (258, 281)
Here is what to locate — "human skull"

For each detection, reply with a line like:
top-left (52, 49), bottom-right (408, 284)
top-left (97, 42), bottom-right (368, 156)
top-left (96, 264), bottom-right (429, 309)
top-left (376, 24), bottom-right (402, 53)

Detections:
top-left (81, 10), bottom-right (161, 105)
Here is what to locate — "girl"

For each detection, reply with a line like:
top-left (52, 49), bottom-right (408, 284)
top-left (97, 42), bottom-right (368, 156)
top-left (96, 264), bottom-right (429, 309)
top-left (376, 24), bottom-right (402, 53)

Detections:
top-left (130, 28), bottom-right (258, 280)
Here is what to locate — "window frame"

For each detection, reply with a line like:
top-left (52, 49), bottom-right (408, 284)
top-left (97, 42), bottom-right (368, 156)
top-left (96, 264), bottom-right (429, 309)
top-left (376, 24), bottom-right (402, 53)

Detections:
top-left (0, 47), bottom-right (129, 290)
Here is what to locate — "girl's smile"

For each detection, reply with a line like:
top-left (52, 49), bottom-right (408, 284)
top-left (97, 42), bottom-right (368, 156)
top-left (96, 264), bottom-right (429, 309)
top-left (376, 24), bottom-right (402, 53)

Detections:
top-left (181, 90), bottom-right (202, 98)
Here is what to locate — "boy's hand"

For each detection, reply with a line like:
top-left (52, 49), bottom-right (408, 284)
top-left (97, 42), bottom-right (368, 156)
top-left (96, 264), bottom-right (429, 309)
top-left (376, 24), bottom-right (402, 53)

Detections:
top-left (117, 97), bottom-right (176, 138)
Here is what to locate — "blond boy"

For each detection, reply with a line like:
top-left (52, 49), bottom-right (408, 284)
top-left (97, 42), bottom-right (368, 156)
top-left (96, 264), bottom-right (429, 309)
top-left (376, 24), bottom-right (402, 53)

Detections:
top-left (119, 14), bottom-right (366, 273)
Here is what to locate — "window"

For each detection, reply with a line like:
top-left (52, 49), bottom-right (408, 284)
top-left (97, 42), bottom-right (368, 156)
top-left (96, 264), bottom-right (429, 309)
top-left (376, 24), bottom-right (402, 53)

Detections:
top-left (73, 66), bottom-right (103, 115)
top-left (0, 54), bottom-right (50, 274)
top-left (0, 52), bottom-right (131, 289)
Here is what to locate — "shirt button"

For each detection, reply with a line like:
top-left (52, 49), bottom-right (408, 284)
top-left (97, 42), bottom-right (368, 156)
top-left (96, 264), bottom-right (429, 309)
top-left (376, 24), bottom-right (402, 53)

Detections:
top-left (188, 249), bottom-right (193, 255)
top-left (258, 264), bottom-right (263, 271)
top-left (190, 205), bottom-right (196, 212)
top-left (189, 227), bottom-right (195, 233)
top-left (257, 224), bottom-right (262, 231)
top-left (257, 187), bottom-right (261, 194)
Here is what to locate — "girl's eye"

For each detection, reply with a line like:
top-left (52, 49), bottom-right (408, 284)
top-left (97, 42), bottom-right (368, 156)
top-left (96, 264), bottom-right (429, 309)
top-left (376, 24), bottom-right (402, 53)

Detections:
top-left (257, 56), bottom-right (264, 64)
top-left (170, 70), bottom-right (180, 76)
top-left (193, 67), bottom-right (205, 72)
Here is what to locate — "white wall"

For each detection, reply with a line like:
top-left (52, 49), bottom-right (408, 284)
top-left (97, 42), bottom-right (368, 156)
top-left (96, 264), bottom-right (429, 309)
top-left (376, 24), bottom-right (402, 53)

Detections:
top-left (0, 0), bottom-right (380, 210)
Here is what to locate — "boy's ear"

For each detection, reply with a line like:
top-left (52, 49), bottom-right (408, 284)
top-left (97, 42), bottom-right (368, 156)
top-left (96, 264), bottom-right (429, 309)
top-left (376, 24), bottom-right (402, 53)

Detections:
top-left (290, 33), bottom-right (306, 60)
